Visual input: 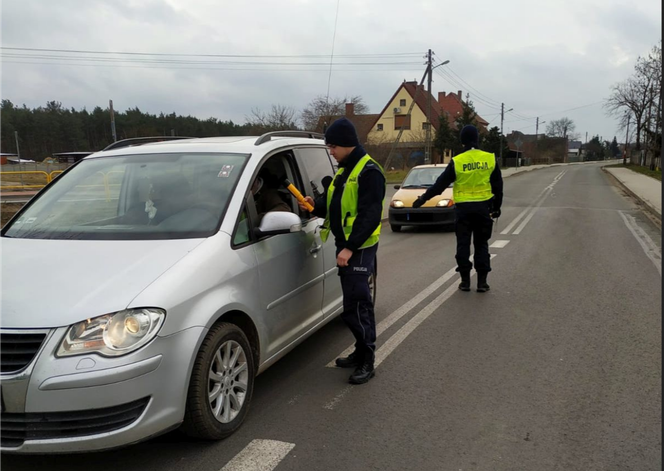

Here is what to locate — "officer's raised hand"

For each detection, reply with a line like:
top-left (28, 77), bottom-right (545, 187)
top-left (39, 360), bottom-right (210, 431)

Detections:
top-left (298, 196), bottom-right (315, 212)
top-left (412, 196), bottom-right (425, 208)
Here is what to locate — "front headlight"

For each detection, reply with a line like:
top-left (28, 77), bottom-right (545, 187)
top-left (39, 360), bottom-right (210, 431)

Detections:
top-left (437, 199), bottom-right (450, 207)
top-left (57, 308), bottom-right (166, 357)
top-left (391, 200), bottom-right (404, 208)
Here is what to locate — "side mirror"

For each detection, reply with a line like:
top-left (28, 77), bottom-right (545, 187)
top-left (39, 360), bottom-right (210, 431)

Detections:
top-left (394, 185), bottom-right (401, 190)
top-left (254, 212), bottom-right (302, 238)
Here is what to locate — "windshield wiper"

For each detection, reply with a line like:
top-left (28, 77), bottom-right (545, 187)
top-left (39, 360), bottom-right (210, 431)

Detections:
top-left (402, 184), bottom-right (425, 189)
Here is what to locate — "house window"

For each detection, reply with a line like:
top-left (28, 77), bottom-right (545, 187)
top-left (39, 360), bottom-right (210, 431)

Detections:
top-left (394, 115), bottom-right (411, 130)
top-left (422, 122), bottom-right (430, 130)
top-left (400, 99), bottom-right (407, 107)
top-left (377, 123), bottom-right (384, 131)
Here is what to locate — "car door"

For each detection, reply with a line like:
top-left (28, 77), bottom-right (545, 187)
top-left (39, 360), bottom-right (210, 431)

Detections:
top-left (244, 152), bottom-right (325, 359)
top-left (293, 147), bottom-right (343, 318)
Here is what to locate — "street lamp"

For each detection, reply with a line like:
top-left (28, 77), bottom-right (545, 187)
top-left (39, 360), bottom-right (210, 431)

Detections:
top-left (425, 59), bottom-right (450, 164)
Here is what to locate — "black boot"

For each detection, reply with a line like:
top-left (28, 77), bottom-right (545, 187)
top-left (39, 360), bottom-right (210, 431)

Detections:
top-left (335, 351), bottom-right (363, 368)
top-left (477, 272), bottom-right (490, 292)
top-left (458, 271), bottom-right (471, 291)
top-left (349, 359), bottom-right (375, 384)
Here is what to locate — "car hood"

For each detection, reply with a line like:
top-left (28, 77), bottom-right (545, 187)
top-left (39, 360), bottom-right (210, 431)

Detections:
top-left (391, 187), bottom-right (454, 208)
top-left (0, 237), bottom-right (205, 328)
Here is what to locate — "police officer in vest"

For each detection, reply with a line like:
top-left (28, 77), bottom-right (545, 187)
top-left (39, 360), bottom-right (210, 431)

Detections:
top-left (413, 125), bottom-right (503, 292)
top-left (299, 117), bottom-right (386, 384)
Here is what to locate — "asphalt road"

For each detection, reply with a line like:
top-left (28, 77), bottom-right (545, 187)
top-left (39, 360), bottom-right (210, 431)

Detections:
top-left (3, 163), bottom-right (661, 470)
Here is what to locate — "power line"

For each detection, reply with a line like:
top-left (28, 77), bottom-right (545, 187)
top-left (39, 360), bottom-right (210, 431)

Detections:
top-left (433, 68), bottom-right (501, 111)
top-left (0, 53), bottom-right (421, 67)
top-left (443, 66), bottom-right (502, 106)
top-left (1, 46), bottom-right (422, 59)
top-left (326, 0), bottom-right (341, 103)
top-left (504, 101), bottom-right (604, 123)
top-left (1, 60), bottom-right (424, 72)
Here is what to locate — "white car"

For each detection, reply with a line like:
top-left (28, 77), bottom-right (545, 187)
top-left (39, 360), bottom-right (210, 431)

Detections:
top-left (1, 132), bottom-right (376, 453)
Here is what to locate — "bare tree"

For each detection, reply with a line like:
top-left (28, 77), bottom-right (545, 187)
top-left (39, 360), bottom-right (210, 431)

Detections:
top-left (301, 95), bottom-right (369, 131)
top-left (246, 104), bottom-right (299, 133)
top-left (546, 117), bottom-right (577, 140)
top-left (605, 42), bottom-right (661, 151)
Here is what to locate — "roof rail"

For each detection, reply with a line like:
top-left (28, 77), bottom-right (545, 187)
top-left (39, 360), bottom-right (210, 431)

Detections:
top-left (101, 136), bottom-right (196, 151)
top-left (254, 131), bottom-right (324, 146)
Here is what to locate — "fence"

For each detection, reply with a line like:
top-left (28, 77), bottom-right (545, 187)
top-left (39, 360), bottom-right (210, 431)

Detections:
top-left (0, 163), bottom-right (73, 191)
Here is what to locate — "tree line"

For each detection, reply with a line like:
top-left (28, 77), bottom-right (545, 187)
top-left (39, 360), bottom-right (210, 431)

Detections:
top-left (605, 41), bottom-right (662, 168)
top-left (0, 95), bottom-right (371, 162)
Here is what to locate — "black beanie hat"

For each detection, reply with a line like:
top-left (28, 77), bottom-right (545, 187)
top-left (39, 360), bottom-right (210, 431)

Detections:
top-left (460, 125), bottom-right (479, 148)
top-left (324, 117), bottom-right (360, 147)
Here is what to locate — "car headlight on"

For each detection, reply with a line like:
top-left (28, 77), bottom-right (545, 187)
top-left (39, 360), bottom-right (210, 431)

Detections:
top-left (391, 200), bottom-right (404, 208)
top-left (57, 308), bottom-right (166, 357)
top-left (436, 199), bottom-right (451, 207)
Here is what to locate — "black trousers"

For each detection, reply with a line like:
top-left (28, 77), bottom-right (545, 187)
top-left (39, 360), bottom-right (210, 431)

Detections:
top-left (337, 244), bottom-right (378, 363)
top-left (455, 202), bottom-right (493, 274)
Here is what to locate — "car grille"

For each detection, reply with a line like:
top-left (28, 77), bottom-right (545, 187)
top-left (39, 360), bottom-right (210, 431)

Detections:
top-left (0, 332), bottom-right (47, 374)
top-left (1, 397), bottom-right (150, 448)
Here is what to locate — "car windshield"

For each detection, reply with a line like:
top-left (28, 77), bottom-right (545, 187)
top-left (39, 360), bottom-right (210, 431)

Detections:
top-left (3, 152), bottom-right (248, 240)
top-left (401, 167), bottom-right (450, 188)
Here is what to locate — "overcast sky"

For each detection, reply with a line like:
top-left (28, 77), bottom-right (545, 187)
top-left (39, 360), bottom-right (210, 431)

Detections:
top-left (1, 0), bottom-right (661, 142)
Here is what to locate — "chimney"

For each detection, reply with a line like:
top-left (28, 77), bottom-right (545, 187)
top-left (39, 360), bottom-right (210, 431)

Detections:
top-left (345, 102), bottom-right (354, 116)
top-left (438, 92), bottom-right (446, 103)
top-left (458, 90), bottom-right (463, 101)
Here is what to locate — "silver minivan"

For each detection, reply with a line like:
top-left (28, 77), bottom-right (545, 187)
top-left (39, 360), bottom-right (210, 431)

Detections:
top-left (0, 132), bottom-right (375, 453)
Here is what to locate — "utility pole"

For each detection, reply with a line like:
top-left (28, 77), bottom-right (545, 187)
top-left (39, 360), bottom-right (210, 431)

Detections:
top-left (14, 131), bottom-right (20, 159)
top-left (14, 130), bottom-right (24, 185)
top-left (109, 99), bottom-right (117, 142)
top-left (500, 103), bottom-right (505, 167)
top-left (623, 114), bottom-right (630, 166)
top-left (425, 49), bottom-right (433, 164)
top-left (384, 66), bottom-right (430, 171)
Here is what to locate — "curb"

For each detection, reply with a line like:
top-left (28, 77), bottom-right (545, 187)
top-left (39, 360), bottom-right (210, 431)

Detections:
top-left (601, 166), bottom-right (662, 224)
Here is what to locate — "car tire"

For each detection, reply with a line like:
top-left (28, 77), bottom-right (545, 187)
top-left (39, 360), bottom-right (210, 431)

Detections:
top-left (390, 224), bottom-right (402, 232)
top-left (181, 322), bottom-right (255, 440)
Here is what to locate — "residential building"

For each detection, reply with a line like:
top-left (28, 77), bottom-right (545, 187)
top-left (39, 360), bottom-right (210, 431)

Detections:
top-left (314, 103), bottom-right (380, 146)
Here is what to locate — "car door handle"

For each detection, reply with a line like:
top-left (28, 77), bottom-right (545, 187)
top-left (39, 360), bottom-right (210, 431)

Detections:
top-left (310, 244), bottom-right (322, 254)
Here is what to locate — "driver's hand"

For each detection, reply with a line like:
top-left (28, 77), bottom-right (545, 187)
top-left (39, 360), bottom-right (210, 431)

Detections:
top-left (298, 196), bottom-right (315, 212)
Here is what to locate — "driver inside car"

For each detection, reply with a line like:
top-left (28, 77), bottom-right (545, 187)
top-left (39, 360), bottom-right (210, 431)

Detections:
top-left (252, 168), bottom-right (290, 224)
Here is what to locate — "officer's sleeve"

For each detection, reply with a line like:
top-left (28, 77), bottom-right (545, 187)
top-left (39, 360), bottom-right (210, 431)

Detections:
top-left (311, 196), bottom-right (327, 218)
top-left (345, 167), bottom-right (386, 252)
top-left (490, 160), bottom-right (504, 211)
top-left (419, 163), bottom-right (456, 202)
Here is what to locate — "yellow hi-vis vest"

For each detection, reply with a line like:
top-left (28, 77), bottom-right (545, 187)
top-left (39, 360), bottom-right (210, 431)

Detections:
top-left (452, 149), bottom-right (496, 203)
top-left (320, 154), bottom-right (384, 249)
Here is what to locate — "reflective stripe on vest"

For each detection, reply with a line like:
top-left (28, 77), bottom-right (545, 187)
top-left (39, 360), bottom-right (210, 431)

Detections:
top-left (320, 154), bottom-right (384, 249)
top-left (452, 149), bottom-right (495, 203)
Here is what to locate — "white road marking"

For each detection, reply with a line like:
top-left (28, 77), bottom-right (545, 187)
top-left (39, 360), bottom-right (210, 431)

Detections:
top-left (327, 254), bottom-right (502, 368)
top-left (375, 254), bottom-right (497, 368)
top-left (220, 440), bottom-right (295, 471)
top-left (619, 211), bottom-right (662, 276)
top-left (500, 172), bottom-right (564, 235)
top-left (512, 170), bottom-right (566, 235)
top-left (490, 240), bottom-right (510, 248)
top-left (323, 386), bottom-right (353, 410)
top-left (500, 206), bottom-right (530, 235)
top-left (326, 265), bottom-right (459, 367)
